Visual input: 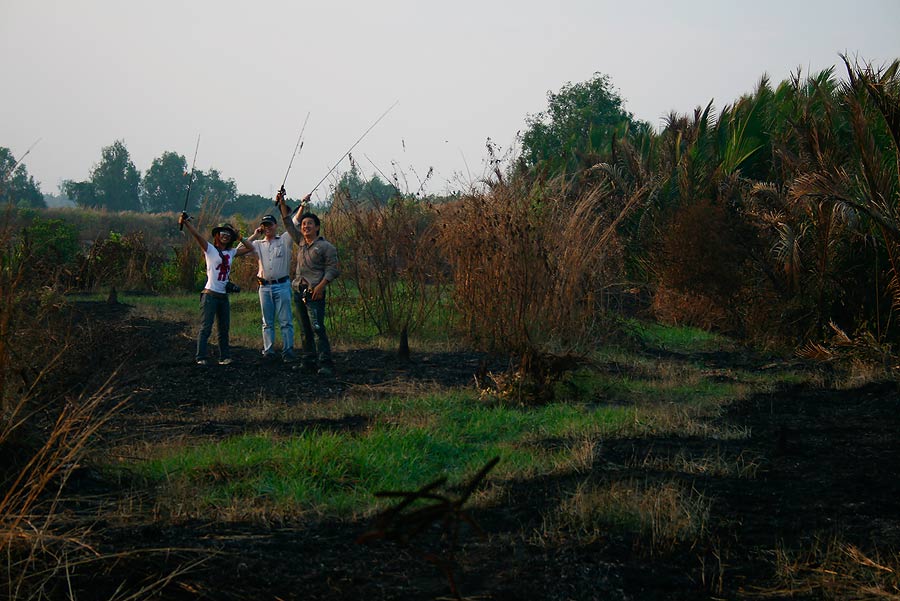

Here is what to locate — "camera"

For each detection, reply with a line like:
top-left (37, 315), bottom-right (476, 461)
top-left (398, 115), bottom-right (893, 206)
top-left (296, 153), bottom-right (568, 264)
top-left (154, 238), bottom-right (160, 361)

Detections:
top-left (225, 281), bottom-right (241, 294)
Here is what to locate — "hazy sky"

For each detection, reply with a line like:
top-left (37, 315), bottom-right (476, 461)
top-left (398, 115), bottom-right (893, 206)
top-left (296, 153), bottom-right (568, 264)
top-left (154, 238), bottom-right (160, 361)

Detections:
top-left (2, 0), bottom-right (899, 201)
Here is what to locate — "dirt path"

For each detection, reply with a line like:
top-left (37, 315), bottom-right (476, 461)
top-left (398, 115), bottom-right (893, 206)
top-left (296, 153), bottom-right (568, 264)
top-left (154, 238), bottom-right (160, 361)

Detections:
top-left (54, 302), bottom-right (900, 600)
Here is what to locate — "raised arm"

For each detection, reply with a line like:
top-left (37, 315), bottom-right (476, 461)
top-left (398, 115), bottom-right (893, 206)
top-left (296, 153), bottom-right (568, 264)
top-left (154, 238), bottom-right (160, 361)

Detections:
top-left (179, 213), bottom-right (209, 252)
top-left (235, 227), bottom-right (260, 257)
top-left (276, 187), bottom-right (303, 243)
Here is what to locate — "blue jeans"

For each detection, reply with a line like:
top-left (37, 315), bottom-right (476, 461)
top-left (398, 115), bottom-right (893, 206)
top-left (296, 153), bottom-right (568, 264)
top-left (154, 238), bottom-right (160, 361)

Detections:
top-left (197, 293), bottom-right (230, 361)
top-left (293, 288), bottom-right (332, 368)
top-left (258, 281), bottom-right (294, 357)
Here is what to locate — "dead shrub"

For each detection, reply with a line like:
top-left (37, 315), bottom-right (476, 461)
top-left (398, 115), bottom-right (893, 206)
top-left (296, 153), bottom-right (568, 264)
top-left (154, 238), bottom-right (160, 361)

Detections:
top-left (652, 199), bottom-right (760, 334)
top-left (436, 175), bottom-right (630, 354)
top-left (329, 193), bottom-right (447, 351)
top-left (651, 286), bottom-right (730, 331)
top-left (435, 168), bottom-right (648, 401)
top-left (797, 321), bottom-right (898, 385)
top-left (476, 351), bottom-right (586, 405)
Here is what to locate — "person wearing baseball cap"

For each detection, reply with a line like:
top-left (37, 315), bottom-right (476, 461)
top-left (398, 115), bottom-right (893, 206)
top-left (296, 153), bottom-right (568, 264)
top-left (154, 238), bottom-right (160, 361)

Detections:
top-left (178, 213), bottom-right (253, 365)
top-left (276, 187), bottom-right (340, 377)
top-left (239, 212), bottom-right (297, 362)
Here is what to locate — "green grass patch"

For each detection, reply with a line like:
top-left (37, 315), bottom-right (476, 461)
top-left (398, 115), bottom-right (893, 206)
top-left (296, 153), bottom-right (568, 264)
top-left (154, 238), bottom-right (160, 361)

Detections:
top-left (130, 392), bottom-right (635, 517)
top-left (625, 319), bottom-right (731, 353)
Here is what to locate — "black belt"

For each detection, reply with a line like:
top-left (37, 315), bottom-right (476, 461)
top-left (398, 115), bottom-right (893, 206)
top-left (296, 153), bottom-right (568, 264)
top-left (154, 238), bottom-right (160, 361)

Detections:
top-left (258, 275), bottom-right (289, 286)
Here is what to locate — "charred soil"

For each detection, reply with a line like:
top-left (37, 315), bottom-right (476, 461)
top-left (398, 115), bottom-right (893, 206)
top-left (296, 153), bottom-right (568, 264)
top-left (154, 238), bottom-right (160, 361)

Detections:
top-left (30, 302), bottom-right (900, 600)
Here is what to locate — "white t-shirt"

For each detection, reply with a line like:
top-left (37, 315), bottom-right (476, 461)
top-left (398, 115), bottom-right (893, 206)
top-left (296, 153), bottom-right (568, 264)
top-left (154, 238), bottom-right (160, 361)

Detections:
top-left (203, 242), bottom-right (237, 294)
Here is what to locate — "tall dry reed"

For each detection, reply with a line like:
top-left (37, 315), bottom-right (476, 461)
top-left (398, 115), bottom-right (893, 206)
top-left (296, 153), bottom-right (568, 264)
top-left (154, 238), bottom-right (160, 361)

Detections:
top-left (436, 171), bottom-right (645, 356)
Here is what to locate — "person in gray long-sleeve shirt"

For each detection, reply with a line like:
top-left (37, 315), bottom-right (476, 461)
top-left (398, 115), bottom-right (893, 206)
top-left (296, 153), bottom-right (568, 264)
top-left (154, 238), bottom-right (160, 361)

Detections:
top-left (276, 187), bottom-right (340, 376)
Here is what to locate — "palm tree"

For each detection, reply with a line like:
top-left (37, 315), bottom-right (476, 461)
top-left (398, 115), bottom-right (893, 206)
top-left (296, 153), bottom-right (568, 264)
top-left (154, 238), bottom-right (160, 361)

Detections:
top-left (787, 57), bottom-right (900, 339)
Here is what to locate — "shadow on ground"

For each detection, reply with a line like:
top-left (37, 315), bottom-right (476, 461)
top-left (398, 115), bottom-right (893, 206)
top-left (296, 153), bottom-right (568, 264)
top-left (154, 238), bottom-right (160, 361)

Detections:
top-left (44, 302), bottom-right (900, 600)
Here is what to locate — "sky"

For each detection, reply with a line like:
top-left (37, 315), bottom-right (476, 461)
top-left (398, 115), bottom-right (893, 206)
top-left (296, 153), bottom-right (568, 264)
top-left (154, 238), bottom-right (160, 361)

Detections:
top-left (2, 0), bottom-right (899, 202)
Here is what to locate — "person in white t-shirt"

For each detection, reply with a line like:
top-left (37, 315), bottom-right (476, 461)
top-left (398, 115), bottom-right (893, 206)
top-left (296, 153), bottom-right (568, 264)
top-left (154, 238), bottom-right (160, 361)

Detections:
top-left (179, 213), bottom-right (253, 365)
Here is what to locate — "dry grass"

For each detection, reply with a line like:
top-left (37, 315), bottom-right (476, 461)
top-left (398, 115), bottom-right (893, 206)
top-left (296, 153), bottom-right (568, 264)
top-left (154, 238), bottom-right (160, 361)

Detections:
top-left (0, 354), bottom-right (131, 599)
top-left (759, 536), bottom-right (900, 599)
top-left (538, 478), bottom-right (711, 555)
top-left (0, 205), bottom-right (172, 599)
top-left (625, 447), bottom-right (762, 479)
top-left (626, 404), bottom-right (753, 440)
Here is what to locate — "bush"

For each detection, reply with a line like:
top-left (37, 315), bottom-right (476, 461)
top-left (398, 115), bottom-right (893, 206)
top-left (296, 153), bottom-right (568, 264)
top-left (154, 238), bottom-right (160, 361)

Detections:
top-left (14, 216), bottom-right (81, 289)
top-left (329, 196), bottom-right (446, 345)
top-left (436, 175), bottom-right (627, 355)
top-left (75, 231), bottom-right (167, 292)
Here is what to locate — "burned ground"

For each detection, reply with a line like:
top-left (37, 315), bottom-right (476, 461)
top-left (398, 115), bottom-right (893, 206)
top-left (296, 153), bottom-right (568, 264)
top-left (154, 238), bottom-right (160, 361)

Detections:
top-left (27, 301), bottom-right (900, 600)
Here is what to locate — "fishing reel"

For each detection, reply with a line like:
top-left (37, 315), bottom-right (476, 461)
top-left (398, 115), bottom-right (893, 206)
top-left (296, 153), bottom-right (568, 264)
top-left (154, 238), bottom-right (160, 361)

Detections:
top-left (274, 185), bottom-right (287, 206)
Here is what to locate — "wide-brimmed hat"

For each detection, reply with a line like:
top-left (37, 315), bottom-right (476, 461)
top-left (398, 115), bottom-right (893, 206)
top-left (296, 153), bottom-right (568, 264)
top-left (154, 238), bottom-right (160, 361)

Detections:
top-left (260, 214), bottom-right (277, 225)
top-left (211, 223), bottom-right (237, 238)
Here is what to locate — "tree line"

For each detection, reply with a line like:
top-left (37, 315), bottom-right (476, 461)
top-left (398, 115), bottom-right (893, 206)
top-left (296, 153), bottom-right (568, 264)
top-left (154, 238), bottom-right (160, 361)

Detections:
top-left (0, 138), bottom-right (412, 217)
top-left (60, 141), bottom-right (259, 216)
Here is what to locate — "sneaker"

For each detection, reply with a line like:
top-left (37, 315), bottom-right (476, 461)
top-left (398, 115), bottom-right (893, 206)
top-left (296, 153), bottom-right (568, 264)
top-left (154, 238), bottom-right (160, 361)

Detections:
top-left (262, 353), bottom-right (278, 361)
top-left (293, 363), bottom-right (318, 373)
top-left (219, 358), bottom-right (233, 365)
top-left (282, 354), bottom-right (297, 363)
top-left (196, 359), bottom-right (209, 366)
top-left (317, 366), bottom-right (334, 377)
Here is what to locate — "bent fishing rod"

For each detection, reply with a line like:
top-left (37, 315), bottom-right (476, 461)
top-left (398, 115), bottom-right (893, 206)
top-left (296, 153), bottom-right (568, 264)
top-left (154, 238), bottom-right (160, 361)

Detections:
top-left (303, 100), bottom-right (399, 203)
top-left (279, 111), bottom-right (311, 194)
top-left (179, 134), bottom-right (201, 231)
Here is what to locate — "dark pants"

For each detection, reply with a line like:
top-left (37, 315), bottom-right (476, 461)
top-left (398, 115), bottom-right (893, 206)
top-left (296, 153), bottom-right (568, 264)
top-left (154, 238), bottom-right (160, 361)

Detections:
top-left (293, 288), bottom-right (332, 369)
top-left (197, 293), bottom-right (230, 361)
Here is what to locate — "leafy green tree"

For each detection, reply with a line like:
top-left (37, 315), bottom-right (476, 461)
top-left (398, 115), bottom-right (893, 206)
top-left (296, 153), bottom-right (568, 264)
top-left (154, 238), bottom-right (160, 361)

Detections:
top-left (520, 73), bottom-right (648, 174)
top-left (64, 140), bottom-right (141, 211)
top-left (0, 147), bottom-right (45, 208)
top-left (61, 179), bottom-right (97, 208)
top-left (141, 151), bottom-right (188, 213)
top-left (224, 193), bottom-right (272, 218)
top-left (335, 164), bottom-right (366, 199)
top-left (334, 164), bottom-right (396, 208)
top-left (363, 174), bottom-right (397, 204)
top-left (193, 168), bottom-right (237, 208)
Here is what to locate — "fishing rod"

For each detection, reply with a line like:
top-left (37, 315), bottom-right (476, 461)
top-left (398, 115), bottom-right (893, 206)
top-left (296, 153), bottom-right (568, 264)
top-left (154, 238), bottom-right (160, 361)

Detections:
top-left (363, 153), bottom-right (402, 198)
top-left (2, 138), bottom-right (42, 180)
top-left (179, 134), bottom-right (201, 231)
top-left (306, 100), bottom-right (399, 198)
top-left (279, 111), bottom-right (310, 194)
